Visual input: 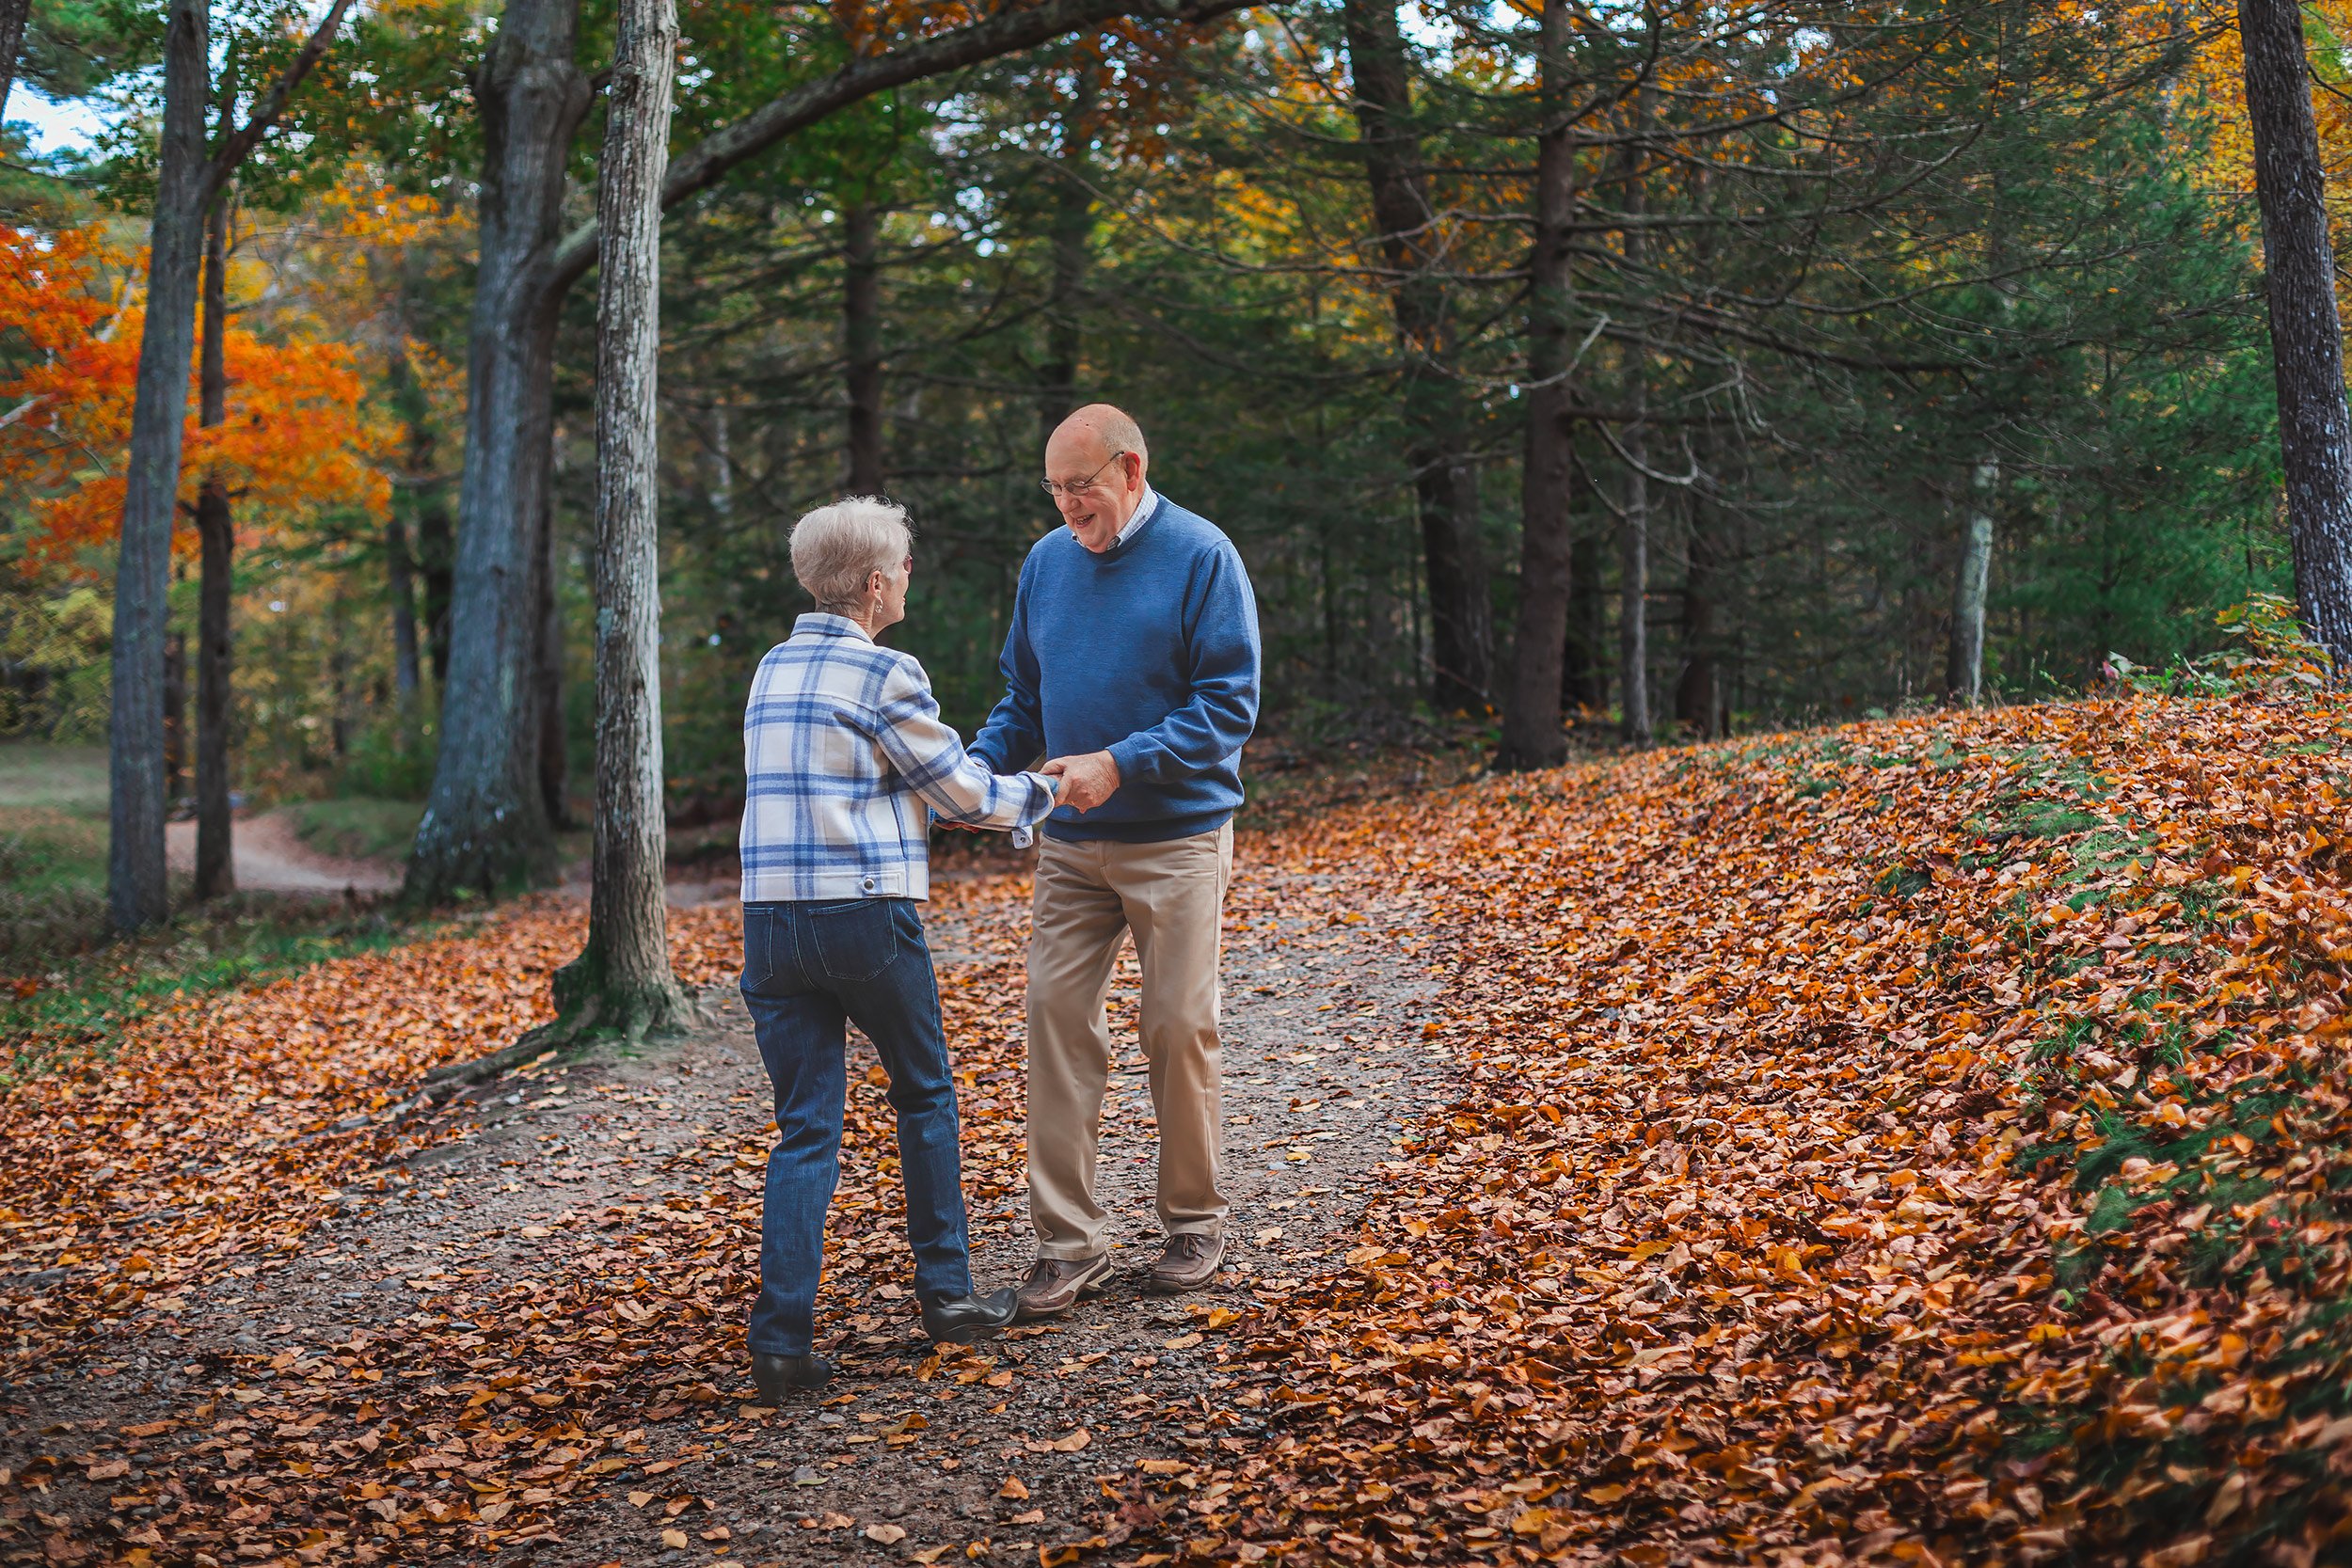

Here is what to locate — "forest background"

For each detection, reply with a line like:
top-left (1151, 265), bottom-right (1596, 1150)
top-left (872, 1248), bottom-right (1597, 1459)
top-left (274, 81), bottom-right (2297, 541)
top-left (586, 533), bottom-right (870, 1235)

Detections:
top-left (0, 0), bottom-right (2331, 950)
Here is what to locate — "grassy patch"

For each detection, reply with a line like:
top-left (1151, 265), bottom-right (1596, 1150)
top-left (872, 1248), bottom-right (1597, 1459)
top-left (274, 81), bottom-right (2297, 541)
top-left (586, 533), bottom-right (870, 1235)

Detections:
top-left (0, 741), bottom-right (114, 965)
top-left (278, 797), bottom-right (425, 863)
top-left (1, 898), bottom-right (438, 1084)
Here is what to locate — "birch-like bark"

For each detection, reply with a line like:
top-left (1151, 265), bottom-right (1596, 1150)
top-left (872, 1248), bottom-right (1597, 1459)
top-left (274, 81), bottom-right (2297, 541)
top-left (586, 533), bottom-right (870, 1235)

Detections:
top-left (548, 0), bottom-right (685, 1039)
top-left (1498, 0), bottom-right (1577, 768)
top-left (194, 189), bottom-right (235, 899)
top-left (404, 0), bottom-right (588, 901)
top-left (1947, 458), bottom-right (1997, 703)
top-left (2238, 0), bottom-right (2352, 670)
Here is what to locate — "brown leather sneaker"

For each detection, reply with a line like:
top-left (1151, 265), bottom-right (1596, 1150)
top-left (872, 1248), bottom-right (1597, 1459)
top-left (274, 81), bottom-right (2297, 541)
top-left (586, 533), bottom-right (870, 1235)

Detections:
top-left (1147, 1232), bottom-right (1225, 1294)
top-left (1013, 1253), bottom-right (1115, 1321)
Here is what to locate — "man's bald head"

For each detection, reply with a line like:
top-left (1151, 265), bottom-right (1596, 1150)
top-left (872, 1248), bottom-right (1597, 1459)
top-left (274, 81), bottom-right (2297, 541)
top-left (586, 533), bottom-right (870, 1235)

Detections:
top-left (1055, 404), bottom-right (1149, 466)
top-left (1043, 403), bottom-right (1152, 553)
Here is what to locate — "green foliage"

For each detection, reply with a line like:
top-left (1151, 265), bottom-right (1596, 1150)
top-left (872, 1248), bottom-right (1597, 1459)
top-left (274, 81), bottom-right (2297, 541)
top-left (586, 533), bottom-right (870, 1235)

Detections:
top-left (278, 796), bottom-right (423, 862)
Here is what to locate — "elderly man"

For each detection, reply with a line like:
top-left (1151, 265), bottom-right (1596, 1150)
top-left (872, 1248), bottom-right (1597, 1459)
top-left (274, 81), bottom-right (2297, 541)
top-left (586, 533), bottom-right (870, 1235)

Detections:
top-left (970, 404), bottom-right (1262, 1318)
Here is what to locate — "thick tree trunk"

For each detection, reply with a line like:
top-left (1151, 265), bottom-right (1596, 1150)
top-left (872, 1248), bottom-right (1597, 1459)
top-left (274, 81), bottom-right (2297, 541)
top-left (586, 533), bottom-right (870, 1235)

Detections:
top-left (2238, 0), bottom-right (2352, 670)
top-left (1498, 0), bottom-right (1577, 768)
top-left (548, 0), bottom-right (687, 1042)
top-left (844, 199), bottom-right (885, 493)
top-left (1341, 0), bottom-right (1491, 712)
top-left (1946, 457), bottom-right (1996, 703)
top-left (194, 191), bottom-right (235, 900)
top-left (1038, 70), bottom-right (1096, 446)
top-left (404, 0), bottom-right (587, 901)
top-left (105, 0), bottom-right (210, 933)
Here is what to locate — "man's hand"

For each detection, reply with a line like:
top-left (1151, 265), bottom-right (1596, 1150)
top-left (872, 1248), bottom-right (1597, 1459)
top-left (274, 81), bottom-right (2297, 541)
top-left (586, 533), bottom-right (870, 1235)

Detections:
top-left (1041, 751), bottom-right (1120, 812)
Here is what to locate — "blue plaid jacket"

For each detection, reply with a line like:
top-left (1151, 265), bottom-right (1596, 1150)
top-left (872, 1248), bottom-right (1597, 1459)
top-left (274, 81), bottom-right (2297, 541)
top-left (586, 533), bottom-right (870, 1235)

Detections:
top-left (739, 614), bottom-right (1058, 903)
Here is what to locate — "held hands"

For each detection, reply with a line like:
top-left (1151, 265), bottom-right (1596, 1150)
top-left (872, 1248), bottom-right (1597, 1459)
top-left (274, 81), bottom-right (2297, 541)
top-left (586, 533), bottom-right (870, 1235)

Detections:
top-left (1041, 750), bottom-right (1120, 813)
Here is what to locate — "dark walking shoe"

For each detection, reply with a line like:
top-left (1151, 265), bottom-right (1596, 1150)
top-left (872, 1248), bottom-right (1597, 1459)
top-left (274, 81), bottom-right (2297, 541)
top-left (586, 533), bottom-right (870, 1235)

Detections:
top-left (920, 1286), bottom-right (1020, 1345)
top-left (1147, 1233), bottom-right (1225, 1294)
top-left (752, 1353), bottom-right (833, 1402)
top-left (1012, 1253), bottom-right (1116, 1321)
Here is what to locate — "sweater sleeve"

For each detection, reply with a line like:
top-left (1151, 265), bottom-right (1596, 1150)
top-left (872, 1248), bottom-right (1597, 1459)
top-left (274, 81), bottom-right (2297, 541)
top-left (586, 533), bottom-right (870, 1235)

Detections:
top-left (869, 656), bottom-right (1058, 831)
top-left (968, 557), bottom-right (1045, 774)
top-left (1104, 542), bottom-right (1262, 785)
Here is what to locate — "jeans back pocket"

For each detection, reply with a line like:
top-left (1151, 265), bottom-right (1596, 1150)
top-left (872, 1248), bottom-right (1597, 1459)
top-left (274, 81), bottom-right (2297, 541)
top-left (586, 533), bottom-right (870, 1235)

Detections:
top-left (807, 899), bottom-right (899, 984)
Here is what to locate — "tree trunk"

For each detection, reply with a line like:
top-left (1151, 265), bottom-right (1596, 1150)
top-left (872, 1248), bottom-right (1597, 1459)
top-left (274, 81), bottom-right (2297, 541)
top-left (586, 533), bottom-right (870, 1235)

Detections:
top-left (2238, 0), bottom-right (2352, 670)
top-left (0, 0), bottom-right (27, 126)
top-left (403, 0), bottom-right (587, 902)
top-left (844, 198), bottom-right (885, 493)
top-left (163, 630), bottom-right (188, 800)
top-left (709, 402), bottom-right (734, 522)
top-left (1037, 69), bottom-right (1096, 446)
top-left (1617, 421), bottom-right (1650, 743)
top-left (1676, 483), bottom-right (1723, 737)
top-left (328, 566), bottom-right (354, 760)
top-left (1498, 0), bottom-right (1577, 768)
top-left (105, 0), bottom-right (209, 933)
top-left (382, 340), bottom-right (427, 706)
top-left (1564, 529), bottom-right (1604, 713)
top-left (548, 0), bottom-right (687, 1043)
top-left (194, 189), bottom-right (235, 900)
top-left (535, 489), bottom-right (568, 827)
top-left (1946, 457), bottom-right (1996, 703)
top-left (417, 494), bottom-right (453, 691)
top-left (1340, 0), bottom-right (1491, 712)
top-left (387, 507), bottom-right (422, 705)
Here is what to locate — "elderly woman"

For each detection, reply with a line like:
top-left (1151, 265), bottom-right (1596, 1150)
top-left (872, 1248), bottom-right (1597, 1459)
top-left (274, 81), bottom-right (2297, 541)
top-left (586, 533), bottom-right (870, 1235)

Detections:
top-left (739, 498), bottom-right (1061, 1401)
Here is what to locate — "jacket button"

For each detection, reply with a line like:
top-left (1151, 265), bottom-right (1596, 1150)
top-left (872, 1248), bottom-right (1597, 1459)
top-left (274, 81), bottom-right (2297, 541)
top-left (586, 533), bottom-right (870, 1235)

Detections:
top-left (862, 877), bottom-right (876, 892)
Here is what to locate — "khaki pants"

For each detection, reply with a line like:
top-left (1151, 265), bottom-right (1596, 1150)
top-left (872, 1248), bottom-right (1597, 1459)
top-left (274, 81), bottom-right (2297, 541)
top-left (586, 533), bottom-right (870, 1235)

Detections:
top-left (1025, 823), bottom-right (1232, 1259)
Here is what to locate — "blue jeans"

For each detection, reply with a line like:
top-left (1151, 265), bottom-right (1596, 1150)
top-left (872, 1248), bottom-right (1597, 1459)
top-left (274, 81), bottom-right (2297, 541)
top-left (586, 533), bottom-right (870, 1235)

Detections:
top-left (740, 898), bottom-right (974, 1356)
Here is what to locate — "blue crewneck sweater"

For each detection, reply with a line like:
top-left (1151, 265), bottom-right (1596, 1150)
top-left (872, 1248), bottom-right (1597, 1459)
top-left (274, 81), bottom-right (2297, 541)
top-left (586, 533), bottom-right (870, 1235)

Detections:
top-left (969, 494), bottom-right (1261, 843)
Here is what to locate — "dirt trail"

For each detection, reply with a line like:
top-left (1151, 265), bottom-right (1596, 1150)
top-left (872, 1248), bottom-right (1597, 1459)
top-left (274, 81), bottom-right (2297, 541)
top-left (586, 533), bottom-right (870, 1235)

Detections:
top-left (165, 812), bottom-right (401, 896)
top-left (0, 853), bottom-right (1455, 1566)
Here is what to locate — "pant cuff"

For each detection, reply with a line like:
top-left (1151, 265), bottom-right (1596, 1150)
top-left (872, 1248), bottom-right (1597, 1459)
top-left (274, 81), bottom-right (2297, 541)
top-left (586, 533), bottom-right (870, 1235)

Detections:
top-left (1036, 1243), bottom-right (1105, 1262)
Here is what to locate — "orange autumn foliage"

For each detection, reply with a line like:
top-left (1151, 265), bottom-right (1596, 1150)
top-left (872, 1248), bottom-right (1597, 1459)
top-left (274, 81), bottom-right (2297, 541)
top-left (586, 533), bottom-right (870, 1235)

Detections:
top-left (0, 224), bottom-right (390, 570)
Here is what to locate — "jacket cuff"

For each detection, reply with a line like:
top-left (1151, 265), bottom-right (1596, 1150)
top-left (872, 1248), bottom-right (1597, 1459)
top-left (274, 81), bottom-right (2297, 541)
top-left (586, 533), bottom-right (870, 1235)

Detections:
top-left (1105, 736), bottom-right (1153, 785)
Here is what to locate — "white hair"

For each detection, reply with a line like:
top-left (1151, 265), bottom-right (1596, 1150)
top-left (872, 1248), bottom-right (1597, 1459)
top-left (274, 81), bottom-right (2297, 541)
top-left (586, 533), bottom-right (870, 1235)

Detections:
top-left (790, 497), bottom-right (910, 613)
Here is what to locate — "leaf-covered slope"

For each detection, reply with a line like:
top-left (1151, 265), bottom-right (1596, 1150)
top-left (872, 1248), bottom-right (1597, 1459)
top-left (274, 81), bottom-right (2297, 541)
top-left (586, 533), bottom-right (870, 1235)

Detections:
top-left (1203, 694), bottom-right (2352, 1566)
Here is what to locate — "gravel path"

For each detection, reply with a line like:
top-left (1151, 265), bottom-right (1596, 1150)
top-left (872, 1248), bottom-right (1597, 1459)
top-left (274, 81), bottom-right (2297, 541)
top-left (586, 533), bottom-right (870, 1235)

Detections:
top-left (0, 849), bottom-right (1456, 1566)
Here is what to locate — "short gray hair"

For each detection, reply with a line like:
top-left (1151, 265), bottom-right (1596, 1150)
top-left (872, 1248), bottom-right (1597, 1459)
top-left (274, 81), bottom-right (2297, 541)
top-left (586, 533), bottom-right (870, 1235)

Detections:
top-left (790, 497), bottom-right (910, 612)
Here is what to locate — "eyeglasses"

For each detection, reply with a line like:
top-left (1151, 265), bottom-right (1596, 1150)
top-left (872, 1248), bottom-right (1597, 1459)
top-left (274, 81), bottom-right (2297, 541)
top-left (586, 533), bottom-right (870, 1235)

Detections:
top-left (1040, 451), bottom-right (1129, 501)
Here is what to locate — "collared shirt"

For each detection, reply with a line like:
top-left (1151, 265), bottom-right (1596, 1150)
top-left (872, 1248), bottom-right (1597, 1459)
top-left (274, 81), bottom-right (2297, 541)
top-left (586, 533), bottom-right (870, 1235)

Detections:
top-left (1116, 483), bottom-right (1161, 546)
top-left (739, 613), bottom-right (1057, 903)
